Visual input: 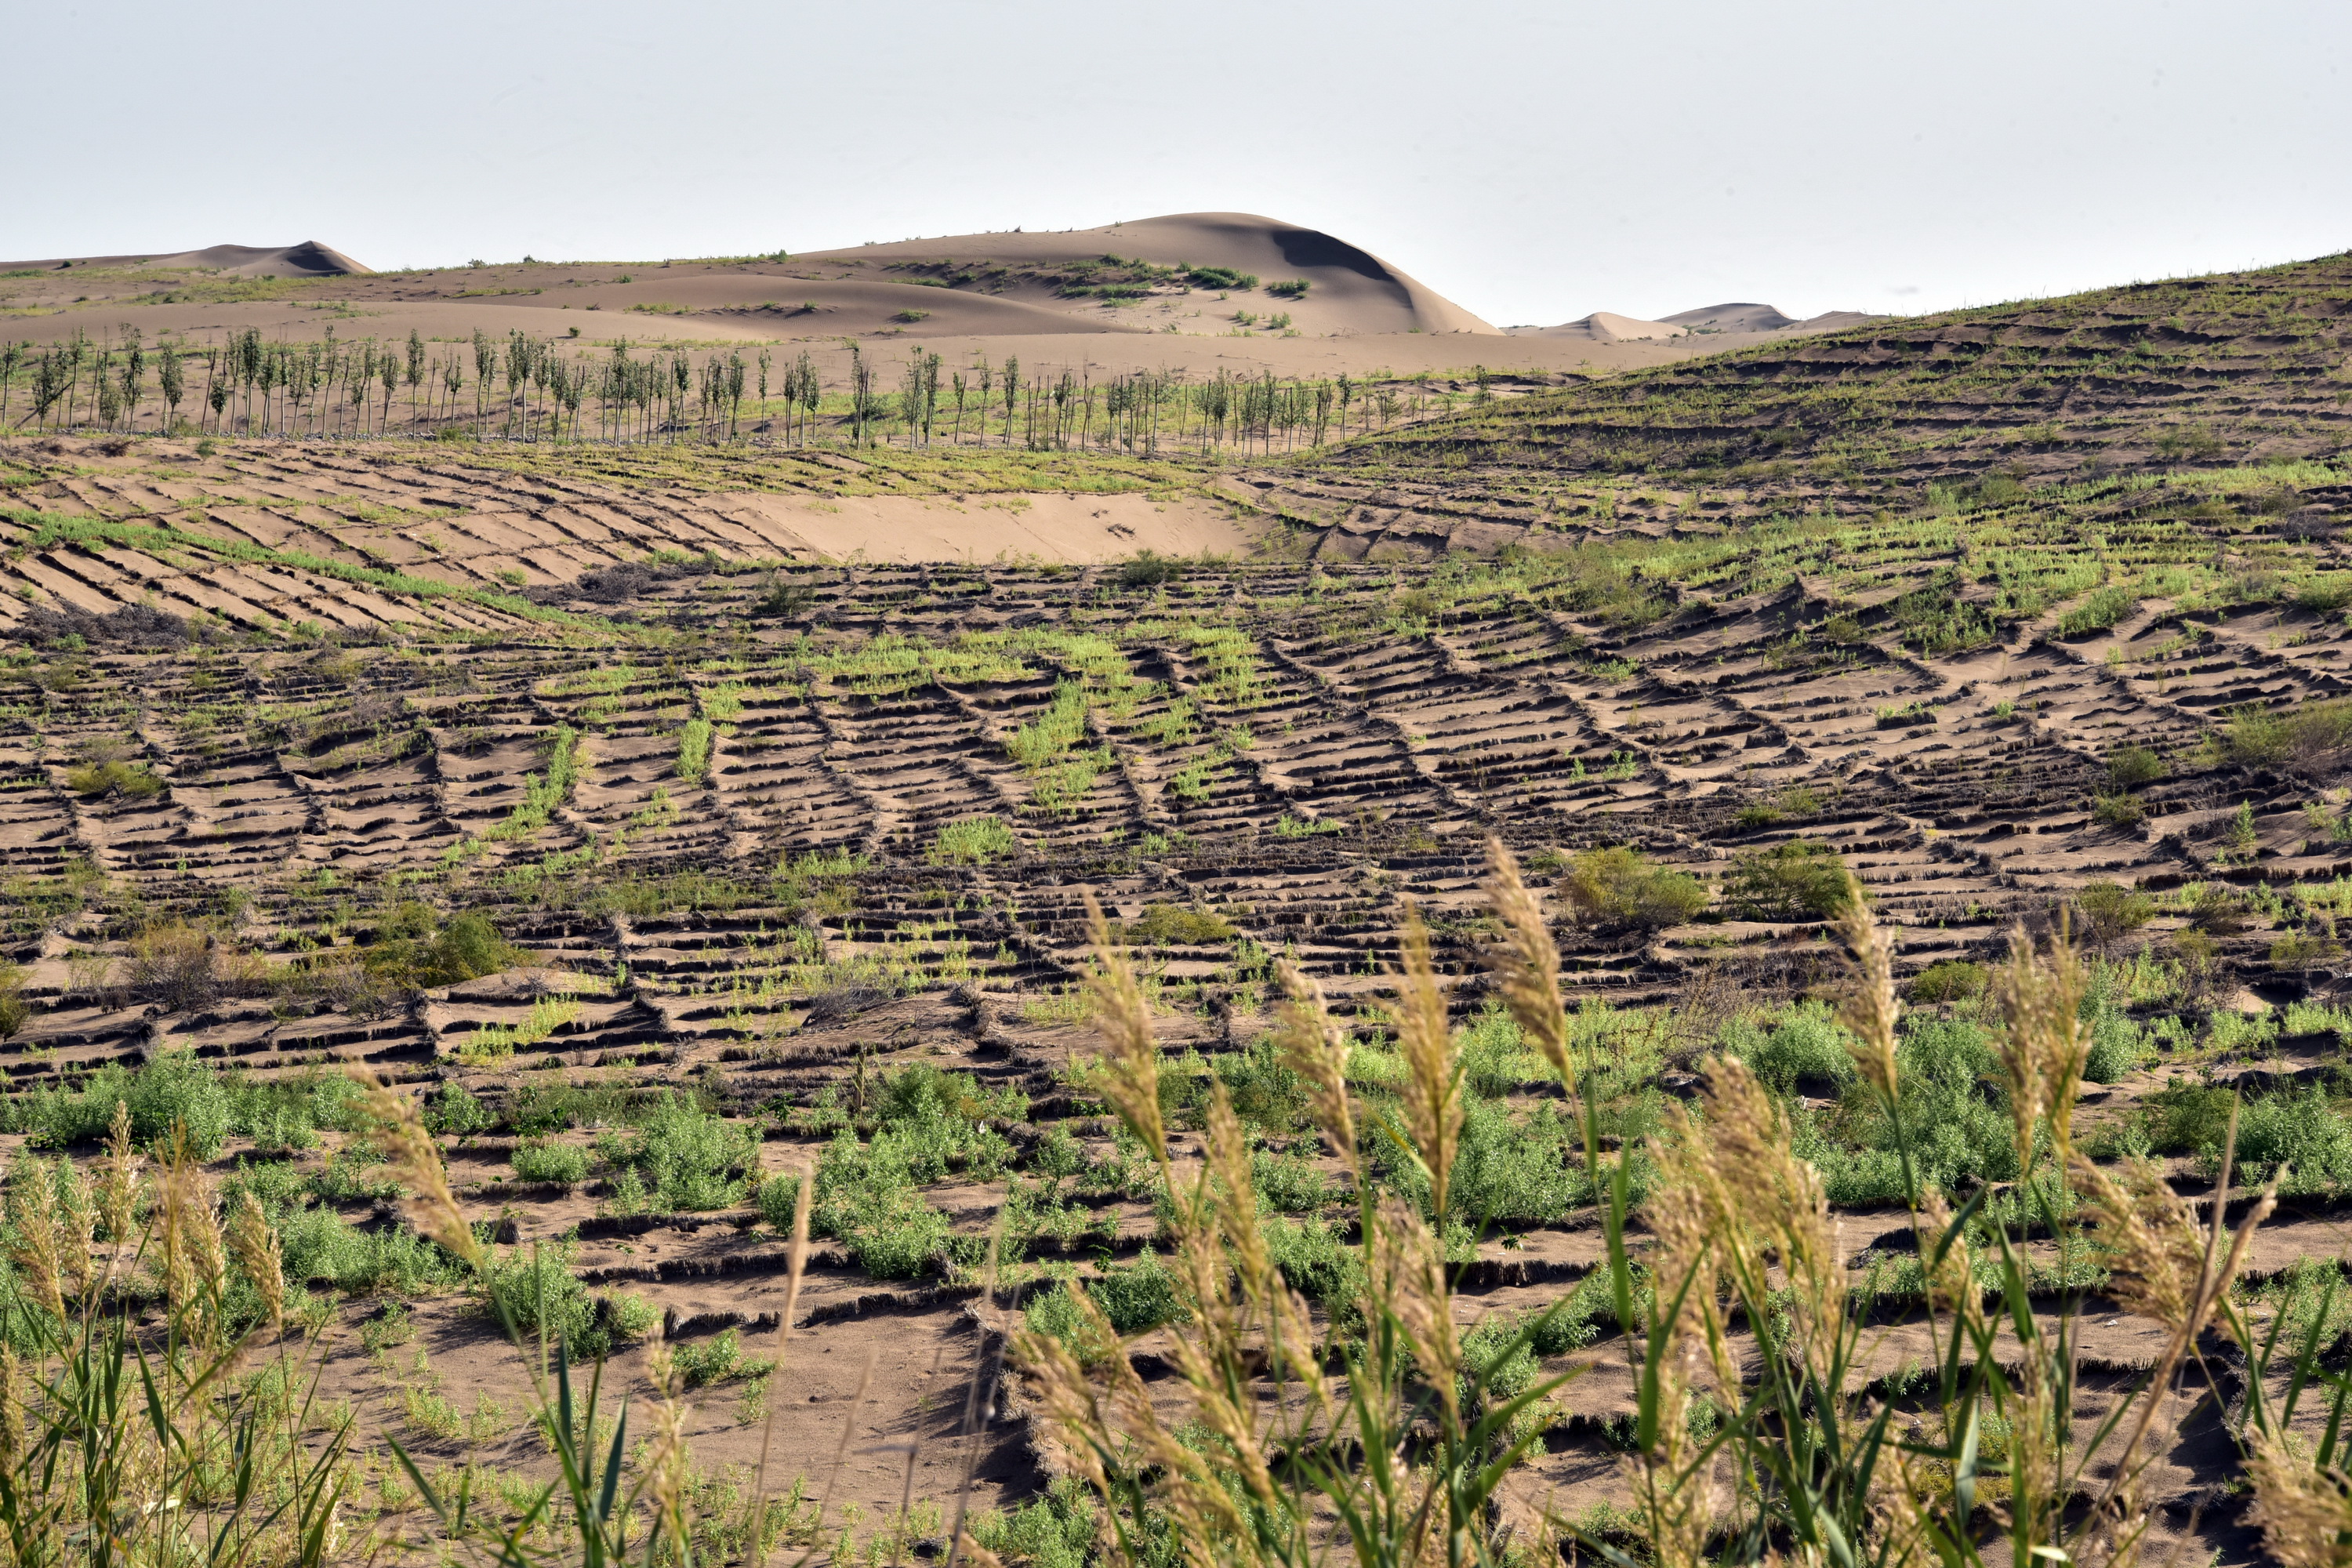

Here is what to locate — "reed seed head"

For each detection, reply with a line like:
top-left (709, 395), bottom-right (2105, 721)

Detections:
top-left (1482, 835), bottom-right (1572, 1083)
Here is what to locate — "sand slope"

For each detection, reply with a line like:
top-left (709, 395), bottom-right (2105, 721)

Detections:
top-left (0, 240), bottom-right (370, 276)
top-left (1506, 300), bottom-right (1882, 340)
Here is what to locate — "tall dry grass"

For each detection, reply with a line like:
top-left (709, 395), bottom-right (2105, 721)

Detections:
top-left (1013, 842), bottom-right (2341, 1568)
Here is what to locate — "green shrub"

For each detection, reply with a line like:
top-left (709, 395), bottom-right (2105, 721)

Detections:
top-left (1090, 1253), bottom-right (1184, 1333)
top-left (2296, 574), bottom-right (2352, 613)
top-left (929, 815), bottom-right (1016, 866)
top-left (2078, 882), bottom-right (2155, 942)
top-left (1559, 846), bottom-right (1708, 929)
top-left (1250, 1149), bottom-right (1329, 1213)
top-left (510, 1138), bottom-right (590, 1185)
top-left (1907, 960), bottom-right (1986, 1004)
top-left (1116, 550), bottom-right (1183, 589)
top-left (15, 1053), bottom-right (232, 1155)
top-left (2092, 793), bottom-right (2146, 828)
top-left (2273, 927), bottom-right (2347, 973)
top-left (361, 908), bottom-right (521, 991)
top-left (1730, 1002), bottom-right (1857, 1093)
top-left (968, 1478), bottom-right (1098, 1568)
top-left (811, 1128), bottom-right (951, 1278)
top-left (2139, 1079), bottom-right (2235, 1155)
top-left (757, 1171), bottom-right (802, 1229)
top-left (2222, 698), bottom-right (2352, 771)
top-left (482, 1240), bottom-right (605, 1356)
top-left (1127, 904), bottom-right (1236, 946)
top-left (2056, 584), bottom-right (2136, 638)
top-left (425, 1080), bottom-right (492, 1136)
top-left (2082, 1005), bottom-right (2147, 1083)
top-left (2213, 1091), bottom-right (2352, 1192)
top-left (601, 1094), bottom-right (759, 1210)
top-left (673, 1327), bottom-right (772, 1386)
top-left (2107, 746), bottom-right (2167, 790)
top-left (1261, 1214), bottom-right (1363, 1308)
top-left (604, 1291), bottom-right (662, 1341)
top-left (1723, 840), bottom-right (1854, 922)
top-left (1795, 1018), bottom-right (2016, 1204)
top-left (1266, 279), bottom-right (1310, 299)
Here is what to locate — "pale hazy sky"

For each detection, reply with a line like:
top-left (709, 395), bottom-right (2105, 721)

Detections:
top-left (12, 0), bottom-right (2346, 326)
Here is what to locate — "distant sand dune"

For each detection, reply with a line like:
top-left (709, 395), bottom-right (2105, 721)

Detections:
top-left (0, 240), bottom-right (369, 277)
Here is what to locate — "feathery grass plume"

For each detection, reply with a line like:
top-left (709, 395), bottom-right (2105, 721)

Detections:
top-left (228, 1189), bottom-right (285, 1333)
top-left (1202, 1083), bottom-right (1269, 1300)
top-left (1368, 1193), bottom-right (1459, 1421)
top-left (349, 1066), bottom-right (484, 1270)
top-left (1392, 902), bottom-right (1462, 1221)
top-left (2246, 1430), bottom-right (2352, 1568)
top-left (1834, 868), bottom-right (1902, 1102)
top-left (1272, 957), bottom-right (1356, 1179)
top-left (100, 1097), bottom-right (143, 1245)
top-left (641, 1333), bottom-right (695, 1552)
top-left (0, 1346), bottom-right (17, 1468)
top-left (1081, 891), bottom-right (1167, 1180)
top-left (1702, 1057), bottom-right (1844, 1368)
top-left (2068, 1140), bottom-right (2274, 1343)
top-left (1483, 835), bottom-right (1572, 1081)
top-left (50, 1158), bottom-right (93, 1299)
top-left (749, 1160), bottom-right (813, 1551)
top-left (1914, 1189), bottom-right (1984, 1338)
top-left (6, 1158), bottom-right (66, 1322)
top-left (1994, 918), bottom-right (2092, 1170)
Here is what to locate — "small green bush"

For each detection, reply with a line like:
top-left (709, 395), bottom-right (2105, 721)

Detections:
top-left (929, 815), bottom-right (1016, 866)
top-left (510, 1138), bottom-right (590, 1185)
top-left (1722, 840), bottom-right (1854, 922)
top-left (2107, 746), bottom-right (2167, 790)
top-left (361, 908), bottom-right (521, 991)
top-left (2082, 1005), bottom-right (2148, 1083)
top-left (1730, 1002), bottom-right (1857, 1094)
top-left (1127, 904), bottom-right (1235, 946)
top-left (15, 1053), bottom-right (232, 1155)
top-left (1907, 960), bottom-right (1986, 1004)
top-left (425, 1080), bottom-right (492, 1136)
top-left (2077, 881), bottom-right (2155, 942)
top-left (1559, 846), bottom-right (1708, 929)
top-left (968, 1479), bottom-right (1098, 1568)
top-left (2056, 584), bottom-right (2136, 638)
top-left (2296, 574), bottom-right (2352, 613)
top-left (482, 1240), bottom-right (605, 1356)
top-left (601, 1094), bottom-right (758, 1210)
top-left (2222, 698), bottom-right (2352, 771)
top-left (1117, 550), bottom-right (1183, 589)
top-left (2092, 793), bottom-right (2146, 828)
top-left (2213, 1091), bottom-right (2352, 1192)
top-left (604, 1290), bottom-right (662, 1341)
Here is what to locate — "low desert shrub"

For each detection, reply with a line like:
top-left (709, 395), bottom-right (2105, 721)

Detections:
top-left (1558, 846), bottom-right (1708, 929)
top-left (2222, 697), bottom-right (2352, 771)
top-left (930, 815), bottom-right (1016, 865)
top-left (1722, 840), bottom-right (1854, 921)
top-left (600, 1093), bottom-right (759, 1210)
top-left (2078, 881), bottom-right (2155, 942)
top-left (510, 1138), bottom-right (590, 1185)
top-left (1907, 960), bottom-right (1986, 1004)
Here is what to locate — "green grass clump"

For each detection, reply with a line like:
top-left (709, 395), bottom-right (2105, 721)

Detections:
top-left (930, 815), bottom-right (1016, 865)
top-left (673, 1327), bottom-right (774, 1386)
top-left (1126, 904), bottom-right (1236, 946)
top-left (510, 1138), bottom-right (590, 1185)
top-left (360, 906), bottom-right (523, 991)
top-left (599, 1093), bottom-right (759, 1210)
top-left (809, 1130), bottom-right (953, 1279)
top-left (481, 1240), bottom-right (607, 1356)
top-left (12, 1052), bottom-right (232, 1156)
top-left (2222, 698), bottom-right (2352, 771)
top-left (675, 718), bottom-right (715, 786)
top-left (1726, 1002), bottom-right (1857, 1094)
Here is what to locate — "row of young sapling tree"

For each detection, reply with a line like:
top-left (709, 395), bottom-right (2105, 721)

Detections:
top-left (0, 327), bottom-right (1450, 454)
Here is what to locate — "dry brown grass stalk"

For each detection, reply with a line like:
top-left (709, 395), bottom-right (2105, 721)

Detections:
top-left (1272, 957), bottom-right (1356, 1178)
top-left (1082, 891), bottom-right (1167, 1179)
top-left (1483, 836), bottom-right (1571, 1079)
top-left (349, 1065), bottom-right (485, 1270)
top-left (1392, 903), bottom-right (1461, 1221)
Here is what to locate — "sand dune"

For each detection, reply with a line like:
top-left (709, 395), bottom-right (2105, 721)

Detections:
top-left (1505, 299), bottom-right (1881, 341)
top-left (0, 240), bottom-right (370, 276)
top-left (798, 212), bottom-right (1495, 336)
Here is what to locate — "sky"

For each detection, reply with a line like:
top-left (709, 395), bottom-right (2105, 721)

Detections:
top-left (9, 0), bottom-right (2347, 327)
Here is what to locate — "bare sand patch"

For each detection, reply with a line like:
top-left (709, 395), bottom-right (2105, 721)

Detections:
top-left (709, 488), bottom-right (1256, 564)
